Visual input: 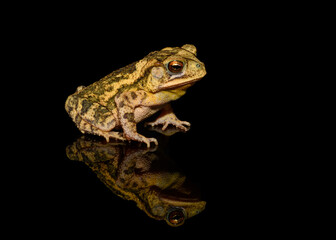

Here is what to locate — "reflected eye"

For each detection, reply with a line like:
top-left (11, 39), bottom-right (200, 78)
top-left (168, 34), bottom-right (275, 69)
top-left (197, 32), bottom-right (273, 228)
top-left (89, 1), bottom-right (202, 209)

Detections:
top-left (167, 60), bottom-right (184, 74)
top-left (166, 208), bottom-right (185, 227)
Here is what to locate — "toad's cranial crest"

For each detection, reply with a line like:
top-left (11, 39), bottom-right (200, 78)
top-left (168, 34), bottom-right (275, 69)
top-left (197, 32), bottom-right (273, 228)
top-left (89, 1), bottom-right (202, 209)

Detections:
top-left (65, 44), bottom-right (206, 147)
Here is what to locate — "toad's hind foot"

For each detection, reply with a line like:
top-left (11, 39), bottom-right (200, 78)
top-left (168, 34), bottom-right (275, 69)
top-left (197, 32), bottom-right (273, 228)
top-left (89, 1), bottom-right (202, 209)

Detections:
top-left (124, 132), bottom-right (158, 148)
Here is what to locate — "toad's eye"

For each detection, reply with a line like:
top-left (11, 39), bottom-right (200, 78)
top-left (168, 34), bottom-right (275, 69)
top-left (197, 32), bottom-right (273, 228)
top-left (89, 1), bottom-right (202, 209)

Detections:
top-left (166, 208), bottom-right (185, 227)
top-left (167, 60), bottom-right (184, 74)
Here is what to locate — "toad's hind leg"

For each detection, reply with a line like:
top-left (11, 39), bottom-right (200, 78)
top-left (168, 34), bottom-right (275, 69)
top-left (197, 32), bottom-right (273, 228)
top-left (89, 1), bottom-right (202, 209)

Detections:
top-left (76, 116), bottom-right (125, 142)
top-left (66, 95), bottom-right (125, 142)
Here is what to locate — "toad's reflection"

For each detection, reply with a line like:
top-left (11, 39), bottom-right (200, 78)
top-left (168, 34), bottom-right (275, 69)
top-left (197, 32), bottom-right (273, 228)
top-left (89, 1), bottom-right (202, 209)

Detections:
top-left (66, 136), bottom-right (206, 227)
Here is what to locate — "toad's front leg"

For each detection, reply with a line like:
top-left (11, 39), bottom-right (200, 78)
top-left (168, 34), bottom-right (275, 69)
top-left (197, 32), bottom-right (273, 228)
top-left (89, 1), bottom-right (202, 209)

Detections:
top-left (115, 91), bottom-right (158, 148)
top-left (145, 104), bottom-right (191, 131)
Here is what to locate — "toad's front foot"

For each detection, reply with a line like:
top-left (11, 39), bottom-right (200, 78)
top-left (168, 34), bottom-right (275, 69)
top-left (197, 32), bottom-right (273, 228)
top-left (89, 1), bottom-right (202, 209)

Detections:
top-left (145, 115), bottom-right (191, 132)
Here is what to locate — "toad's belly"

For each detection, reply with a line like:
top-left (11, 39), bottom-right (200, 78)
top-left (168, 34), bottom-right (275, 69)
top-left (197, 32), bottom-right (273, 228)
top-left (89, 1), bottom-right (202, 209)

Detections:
top-left (134, 106), bottom-right (161, 123)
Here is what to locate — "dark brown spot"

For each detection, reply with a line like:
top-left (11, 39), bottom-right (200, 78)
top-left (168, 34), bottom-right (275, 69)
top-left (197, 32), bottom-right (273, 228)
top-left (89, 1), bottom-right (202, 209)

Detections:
top-left (124, 95), bottom-right (129, 103)
top-left (141, 92), bottom-right (147, 101)
top-left (105, 85), bottom-right (114, 92)
top-left (123, 112), bottom-right (135, 122)
top-left (80, 99), bottom-right (92, 115)
top-left (119, 101), bottom-right (125, 108)
top-left (131, 92), bottom-right (137, 99)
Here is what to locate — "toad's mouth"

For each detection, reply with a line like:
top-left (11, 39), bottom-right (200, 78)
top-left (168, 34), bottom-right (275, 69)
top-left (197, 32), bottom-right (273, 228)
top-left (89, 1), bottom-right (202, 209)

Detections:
top-left (157, 77), bottom-right (203, 91)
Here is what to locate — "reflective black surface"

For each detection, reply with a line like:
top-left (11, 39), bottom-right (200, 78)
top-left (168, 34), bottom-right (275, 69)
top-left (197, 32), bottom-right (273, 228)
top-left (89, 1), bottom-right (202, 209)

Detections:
top-left (66, 135), bottom-right (206, 227)
top-left (22, 115), bottom-right (271, 236)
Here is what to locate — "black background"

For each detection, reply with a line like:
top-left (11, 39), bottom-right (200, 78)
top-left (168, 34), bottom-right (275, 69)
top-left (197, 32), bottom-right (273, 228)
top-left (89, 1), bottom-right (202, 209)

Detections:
top-left (5, 5), bottom-right (303, 238)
